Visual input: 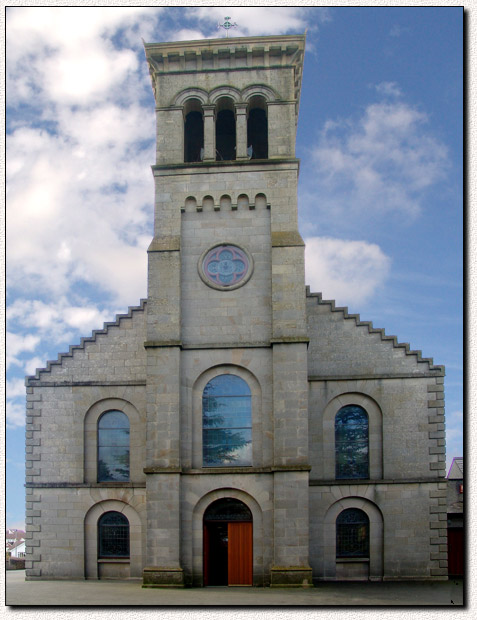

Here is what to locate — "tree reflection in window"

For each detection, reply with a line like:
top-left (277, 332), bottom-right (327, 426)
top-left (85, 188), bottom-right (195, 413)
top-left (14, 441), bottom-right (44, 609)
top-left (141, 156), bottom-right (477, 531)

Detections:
top-left (335, 405), bottom-right (369, 479)
top-left (98, 511), bottom-right (130, 558)
top-left (97, 410), bottom-right (130, 482)
top-left (202, 374), bottom-right (252, 466)
top-left (336, 508), bottom-right (369, 558)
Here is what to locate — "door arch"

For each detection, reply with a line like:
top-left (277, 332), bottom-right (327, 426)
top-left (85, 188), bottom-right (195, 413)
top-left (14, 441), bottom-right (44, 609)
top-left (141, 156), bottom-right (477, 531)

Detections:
top-left (203, 498), bottom-right (253, 586)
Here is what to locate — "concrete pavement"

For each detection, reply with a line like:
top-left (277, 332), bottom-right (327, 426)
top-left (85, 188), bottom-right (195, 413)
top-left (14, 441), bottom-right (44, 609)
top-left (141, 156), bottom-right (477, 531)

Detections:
top-left (6, 571), bottom-right (464, 606)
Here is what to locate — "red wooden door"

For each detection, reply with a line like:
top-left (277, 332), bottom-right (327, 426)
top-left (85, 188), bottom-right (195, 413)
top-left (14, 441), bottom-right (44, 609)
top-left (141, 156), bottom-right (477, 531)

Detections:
top-left (448, 528), bottom-right (464, 576)
top-left (228, 522), bottom-right (253, 586)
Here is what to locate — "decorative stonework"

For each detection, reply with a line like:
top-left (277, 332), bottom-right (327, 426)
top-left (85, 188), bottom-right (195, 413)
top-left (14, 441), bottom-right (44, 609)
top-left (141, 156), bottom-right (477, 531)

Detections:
top-left (144, 34), bottom-right (305, 111)
top-left (25, 300), bottom-right (147, 383)
top-left (306, 289), bottom-right (444, 374)
top-left (198, 243), bottom-right (253, 290)
top-left (428, 482), bottom-right (449, 579)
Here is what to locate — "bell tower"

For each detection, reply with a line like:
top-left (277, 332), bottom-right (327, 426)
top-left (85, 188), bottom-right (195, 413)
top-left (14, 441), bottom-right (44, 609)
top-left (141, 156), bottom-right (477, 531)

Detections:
top-left (143, 34), bottom-right (312, 587)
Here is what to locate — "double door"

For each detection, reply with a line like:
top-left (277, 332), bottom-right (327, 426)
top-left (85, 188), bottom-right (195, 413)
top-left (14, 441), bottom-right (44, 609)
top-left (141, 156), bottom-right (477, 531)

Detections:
top-left (204, 521), bottom-right (252, 586)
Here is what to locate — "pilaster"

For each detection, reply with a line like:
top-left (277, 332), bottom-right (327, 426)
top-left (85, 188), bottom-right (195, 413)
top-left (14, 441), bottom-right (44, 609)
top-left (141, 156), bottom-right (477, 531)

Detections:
top-left (203, 105), bottom-right (216, 162)
top-left (142, 473), bottom-right (184, 587)
top-left (271, 471), bottom-right (313, 587)
top-left (235, 103), bottom-right (249, 160)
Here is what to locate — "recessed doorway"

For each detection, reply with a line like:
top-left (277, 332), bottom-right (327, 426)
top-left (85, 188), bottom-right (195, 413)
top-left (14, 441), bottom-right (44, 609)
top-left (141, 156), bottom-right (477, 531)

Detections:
top-left (203, 498), bottom-right (253, 586)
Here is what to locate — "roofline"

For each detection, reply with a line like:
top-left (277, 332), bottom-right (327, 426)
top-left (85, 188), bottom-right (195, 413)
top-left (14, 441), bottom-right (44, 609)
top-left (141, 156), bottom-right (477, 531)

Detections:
top-left (447, 456), bottom-right (464, 479)
top-left (143, 33), bottom-right (306, 51)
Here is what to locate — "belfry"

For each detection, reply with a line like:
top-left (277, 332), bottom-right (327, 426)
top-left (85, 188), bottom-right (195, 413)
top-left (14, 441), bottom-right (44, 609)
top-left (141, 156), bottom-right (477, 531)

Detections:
top-left (25, 33), bottom-right (447, 587)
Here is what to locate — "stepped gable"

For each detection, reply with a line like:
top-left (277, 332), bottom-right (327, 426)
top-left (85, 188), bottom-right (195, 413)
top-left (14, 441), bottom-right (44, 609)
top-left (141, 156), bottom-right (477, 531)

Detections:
top-left (306, 287), bottom-right (444, 375)
top-left (25, 299), bottom-right (147, 384)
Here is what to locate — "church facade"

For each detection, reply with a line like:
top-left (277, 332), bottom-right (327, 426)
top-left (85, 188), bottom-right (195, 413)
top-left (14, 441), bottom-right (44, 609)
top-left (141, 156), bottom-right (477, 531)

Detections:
top-left (25, 34), bottom-right (448, 586)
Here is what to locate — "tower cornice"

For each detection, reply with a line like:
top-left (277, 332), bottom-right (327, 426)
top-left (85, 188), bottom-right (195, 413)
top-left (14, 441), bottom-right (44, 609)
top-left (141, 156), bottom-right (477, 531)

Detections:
top-left (144, 33), bottom-right (306, 111)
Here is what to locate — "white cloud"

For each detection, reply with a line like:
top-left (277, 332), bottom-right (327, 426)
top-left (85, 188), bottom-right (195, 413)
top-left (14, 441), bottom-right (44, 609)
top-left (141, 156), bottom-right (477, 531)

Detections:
top-left (6, 7), bottom-right (157, 105)
top-left (6, 400), bottom-right (26, 429)
top-left (7, 110), bottom-right (152, 306)
top-left (308, 100), bottom-right (448, 221)
top-left (174, 28), bottom-right (208, 42)
top-left (24, 356), bottom-right (50, 377)
top-left (193, 7), bottom-right (329, 37)
top-left (7, 378), bottom-right (26, 400)
top-left (6, 332), bottom-right (40, 369)
top-left (7, 298), bottom-right (121, 348)
top-left (305, 237), bottom-right (391, 306)
top-left (375, 81), bottom-right (402, 98)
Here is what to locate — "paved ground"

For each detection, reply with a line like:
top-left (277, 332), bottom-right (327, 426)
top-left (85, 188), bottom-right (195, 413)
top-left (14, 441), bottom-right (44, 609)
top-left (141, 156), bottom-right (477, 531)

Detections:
top-left (5, 571), bottom-right (464, 606)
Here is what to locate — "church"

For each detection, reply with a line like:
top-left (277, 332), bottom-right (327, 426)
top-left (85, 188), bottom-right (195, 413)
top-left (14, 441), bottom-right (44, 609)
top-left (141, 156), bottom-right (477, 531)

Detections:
top-left (25, 33), bottom-right (447, 587)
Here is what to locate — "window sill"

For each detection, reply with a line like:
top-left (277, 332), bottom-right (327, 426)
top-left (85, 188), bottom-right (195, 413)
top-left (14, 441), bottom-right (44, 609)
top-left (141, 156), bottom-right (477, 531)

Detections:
top-left (98, 558), bottom-right (130, 563)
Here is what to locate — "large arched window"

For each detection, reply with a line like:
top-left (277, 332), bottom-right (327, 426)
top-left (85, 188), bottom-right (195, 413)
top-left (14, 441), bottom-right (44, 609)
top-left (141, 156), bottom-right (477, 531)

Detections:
top-left (97, 410), bottom-right (130, 482)
top-left (247, 96), bottom-right (268, 159)
top-left (335, 405), bottom-right (369, 479)
top-left (202, 374), bottom-right (252, 466)
top-left (215, 97), bottom-right (236, 161)
top-left (184, 98), bottom-right (204, 163)
top-left (336, 508), bottom-right (369, 559)
top-left (98, 511), bottom-right (130, 558)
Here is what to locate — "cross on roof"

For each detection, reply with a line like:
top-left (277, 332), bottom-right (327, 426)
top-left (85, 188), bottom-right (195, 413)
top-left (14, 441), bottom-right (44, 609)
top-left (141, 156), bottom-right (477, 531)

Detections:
top-left (217, 16), bottom-right (237, 38)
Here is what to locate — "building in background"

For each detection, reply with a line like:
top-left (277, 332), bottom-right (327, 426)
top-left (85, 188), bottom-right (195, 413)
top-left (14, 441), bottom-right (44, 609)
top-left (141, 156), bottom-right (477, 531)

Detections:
top-left (25, 33), bottom-right (447, 586)
top-left (447, 457), bottom-right (464, 578)
top-left (6, 529), bottom-right (26, 569)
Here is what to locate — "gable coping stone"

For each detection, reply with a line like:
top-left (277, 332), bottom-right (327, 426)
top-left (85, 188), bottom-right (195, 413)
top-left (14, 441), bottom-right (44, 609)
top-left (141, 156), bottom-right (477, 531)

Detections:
top-left (306, 287), bottom-right (444, 373)
top-left (25, 299), bottom-right (147, 383)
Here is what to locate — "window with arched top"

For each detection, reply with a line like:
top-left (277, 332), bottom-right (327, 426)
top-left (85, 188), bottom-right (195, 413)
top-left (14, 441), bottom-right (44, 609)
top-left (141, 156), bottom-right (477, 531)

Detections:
top-left (247, 96), bottom-right (268, 159)
top-left (202, 374), bottom-right (252, 466)
top-left (204, 498), bottom-right (253, 522)
top-left (215, 97), bottom-right (236, 161)
top-left (98, 511), bottom-right (130, 558)
top-left (97, 410), bottom-right (130, 482)
top-left (336, 508), bottom-right (369, 559)
top-left (335, 405), bottom-right (369, 479)
top-left (184, 98), bottom-right (204, 163)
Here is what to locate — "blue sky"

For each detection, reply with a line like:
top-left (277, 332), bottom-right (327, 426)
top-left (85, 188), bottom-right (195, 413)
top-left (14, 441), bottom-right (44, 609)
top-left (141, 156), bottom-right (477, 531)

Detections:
top-left (6, 5), bottom-right (463, 530)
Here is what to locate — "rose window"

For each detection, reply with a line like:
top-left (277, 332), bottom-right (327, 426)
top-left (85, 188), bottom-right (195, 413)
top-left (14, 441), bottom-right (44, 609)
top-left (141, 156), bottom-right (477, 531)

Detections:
top-left (201, 245), bottom-right (251, 288)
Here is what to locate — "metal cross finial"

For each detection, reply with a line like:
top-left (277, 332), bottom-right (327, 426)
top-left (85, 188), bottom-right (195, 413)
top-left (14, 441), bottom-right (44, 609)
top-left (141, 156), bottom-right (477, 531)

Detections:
top-left (217, 16), bottom-right (237, 38)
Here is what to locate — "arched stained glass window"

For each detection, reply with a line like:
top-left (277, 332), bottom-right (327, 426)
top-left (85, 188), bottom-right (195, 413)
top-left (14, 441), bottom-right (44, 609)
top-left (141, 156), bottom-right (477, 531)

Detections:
top-left (335, 405), bottom-right (369, 479)
top-left (202, 374), bottom-right (252, 467)
top-left (98, 511), bottom-right (130, 558)
top-left (336, 508), bottom-right (369, 558)
top-left (97, 410), bottom-right (130, 482)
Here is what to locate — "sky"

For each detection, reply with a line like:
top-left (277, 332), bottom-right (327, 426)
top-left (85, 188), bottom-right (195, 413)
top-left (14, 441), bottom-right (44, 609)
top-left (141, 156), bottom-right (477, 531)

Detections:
top-left (6, 4), bottom-right (463, 530)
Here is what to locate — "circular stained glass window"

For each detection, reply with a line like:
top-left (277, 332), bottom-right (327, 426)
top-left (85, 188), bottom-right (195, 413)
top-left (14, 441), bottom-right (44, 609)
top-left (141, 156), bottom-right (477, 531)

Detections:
top-left (199, 244), bottom-right (253, 290)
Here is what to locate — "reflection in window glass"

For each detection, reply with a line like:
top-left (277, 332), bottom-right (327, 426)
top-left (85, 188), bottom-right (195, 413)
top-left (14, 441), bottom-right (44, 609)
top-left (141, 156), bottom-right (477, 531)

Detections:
top-left (98, 410), bottom-right (130, 482)
top-left (336, 508), bottom-right (369, 558)
top-left (98, 511), bottom-right (130, 558)
top-left (335, 405), bottom-right (369, 479)
top-left (203, 375), bottom-right (252, 467)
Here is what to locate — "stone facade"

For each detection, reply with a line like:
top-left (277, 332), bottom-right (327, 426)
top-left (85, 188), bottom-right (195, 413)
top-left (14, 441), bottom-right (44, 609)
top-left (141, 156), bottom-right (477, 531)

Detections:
top-left (25, 34), bottom-right (446, 585)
